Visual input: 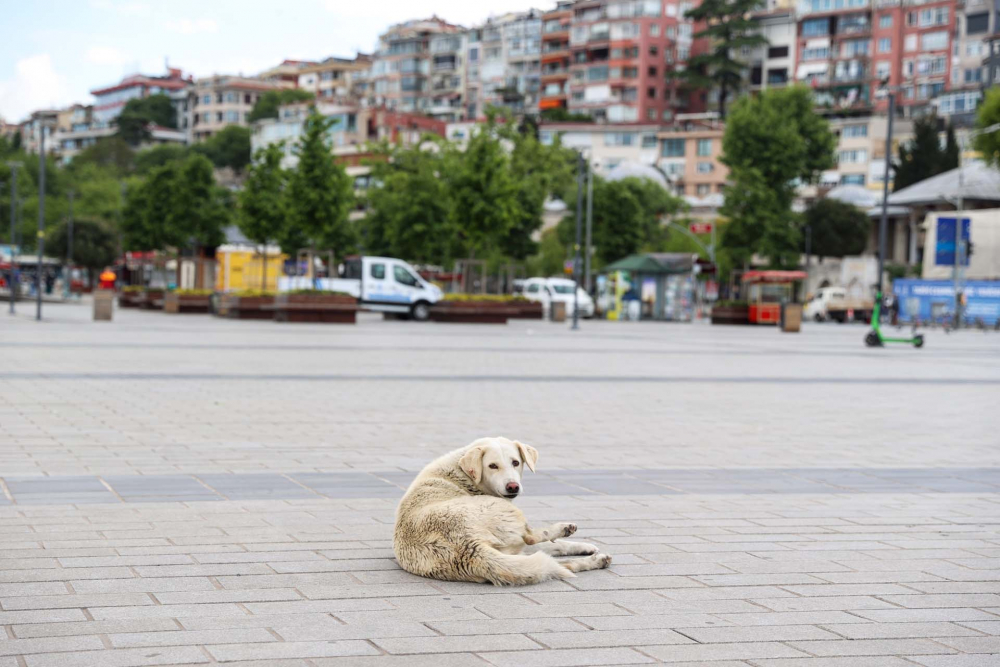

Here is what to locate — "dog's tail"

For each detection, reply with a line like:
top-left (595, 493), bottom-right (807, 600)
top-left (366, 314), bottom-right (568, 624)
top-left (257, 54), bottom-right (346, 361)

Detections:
top-left (477, 547), bottom-right (575, 586)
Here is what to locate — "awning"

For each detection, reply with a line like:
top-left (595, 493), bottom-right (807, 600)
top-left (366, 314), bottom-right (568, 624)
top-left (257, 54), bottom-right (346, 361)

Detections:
top-left (602, 253), bottom-right (696, 275)
top-left (796, 62), bottom-right (829, 79)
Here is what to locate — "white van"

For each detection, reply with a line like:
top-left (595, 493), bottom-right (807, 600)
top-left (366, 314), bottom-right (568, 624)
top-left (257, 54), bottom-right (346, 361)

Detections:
top-left (279, 256), bottom-right (442, 320)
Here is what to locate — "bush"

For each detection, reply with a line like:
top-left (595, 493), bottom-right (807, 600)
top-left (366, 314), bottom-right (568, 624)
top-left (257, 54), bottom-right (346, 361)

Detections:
top-left (232, 289), bottom-right (277, 297)
top-left (712, 299), bottom-right (747, 308)
top-left (121, 286), bottom-right (144, 293)
top-left (442, 293), bottom-right (529, 303)
top-left (172, 288), bottom-right (214, 296)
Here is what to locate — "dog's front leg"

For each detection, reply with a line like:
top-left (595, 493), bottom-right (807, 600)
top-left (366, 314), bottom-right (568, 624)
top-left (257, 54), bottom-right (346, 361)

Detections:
top-left (523, 522), bottom-right (577, 545)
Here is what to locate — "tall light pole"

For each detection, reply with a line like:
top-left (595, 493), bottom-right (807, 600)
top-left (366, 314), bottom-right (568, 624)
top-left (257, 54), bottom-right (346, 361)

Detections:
top-left (7, 161), bottom-right (21, 315)
top-left (876, 86), bottom-right (896, 302)
top-left (65, 190), bottom-right (75, 299)
top-left (584, 158), bottom-right (594, 294)
top-left (572, 152), bottom-right (584, 331)
top-left (36, 124), bottom-right (47, 320)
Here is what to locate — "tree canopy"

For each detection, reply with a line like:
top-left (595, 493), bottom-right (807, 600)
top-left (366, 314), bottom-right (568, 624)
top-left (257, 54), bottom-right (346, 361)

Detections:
top-left (238, 142), bottom-right (288, 250)
top-left (194, 125), bottom-right (252, 173)
top-left (248, 89), bottom-right (315, 123)
top-left (720, 85), bottom-right (836, 267)
top-left (672, 0), bottom-right (768, 118)
top-left (45, 217), bottom-right (118, 275)
top-left (115, 94), bottom-right (177, 146)
top-left (973, 87), bottom-right (1000, 168)
top-left (893, 114), bottom-right (958, 191)
top-left (804, 198), bottom-right (869, 260)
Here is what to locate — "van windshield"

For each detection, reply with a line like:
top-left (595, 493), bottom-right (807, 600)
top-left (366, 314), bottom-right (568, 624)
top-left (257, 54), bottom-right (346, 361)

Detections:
top-left (550, 284), bottom-right (575, 294)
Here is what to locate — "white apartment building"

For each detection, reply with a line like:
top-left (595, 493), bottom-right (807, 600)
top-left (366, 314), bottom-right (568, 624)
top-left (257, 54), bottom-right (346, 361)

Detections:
top-left (465, 10), bottom-right (543, 119)
top-left (184, 76), bottom-right (281, 143)
top-left (747, 9), bottom-right (797, 93)
top-left (821, 115), bottom-right (914, 190)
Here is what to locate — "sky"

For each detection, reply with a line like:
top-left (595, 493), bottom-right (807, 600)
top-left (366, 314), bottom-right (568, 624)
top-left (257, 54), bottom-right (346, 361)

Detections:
top-left (0, 0), bottom-right (548, 123)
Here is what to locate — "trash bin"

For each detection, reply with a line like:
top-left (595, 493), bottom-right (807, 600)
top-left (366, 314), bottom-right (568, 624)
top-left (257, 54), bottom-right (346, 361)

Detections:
top-left (550, 301), bottom-right (566, 322)
top-left (781, 303), bottom-right (802, 333)
top-left (93, 289), bottom-right (114, 321)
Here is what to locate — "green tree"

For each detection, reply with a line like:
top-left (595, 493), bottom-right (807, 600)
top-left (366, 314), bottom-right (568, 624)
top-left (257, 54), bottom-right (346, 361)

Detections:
top-left (238, 143), bottom-right (288, 289)
top-left (803, 198), bottom-right (869, 260)
top-left (134, 144), bottom-right (189, 175)
top-left (944, 123), bottom-right (960, 170)
top-left (672, 0), bottom-right (768, 118)
top-left (248, 89), bottom-right (315, 123)
top-left (73, 136), bottom-right (135, 175)
top-left (973, 87), bottom-right (1000, 168)
top-left (720, 86), bottom-right (836, 267)
top-left (539, 108), bottom-right (594, 123)
top-left (365, 141), bottom-right (455, 263)
top-left (122, 162), bottom-right (179, 250)
top-left (286, 111), bottom-right (354, 255)
top-left (45, 217), bottom-right (118, 283)
top-left (174, 153), bottom-right (228, 249)
top-left (195, 125), bottom-right (252, 173)
top-left (894, 114), bottom-right (955, 191)
top-left (526, 228), bottom-right (569, 277)
top-left (115, 94), bottom-right (177, 145)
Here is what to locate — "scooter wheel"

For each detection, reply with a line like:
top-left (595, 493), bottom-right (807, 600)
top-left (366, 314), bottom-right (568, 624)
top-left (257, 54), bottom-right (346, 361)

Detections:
top-left (865, 330), bottom-right (882, 347)
top-left (913, 334), bottom-right (924, 348)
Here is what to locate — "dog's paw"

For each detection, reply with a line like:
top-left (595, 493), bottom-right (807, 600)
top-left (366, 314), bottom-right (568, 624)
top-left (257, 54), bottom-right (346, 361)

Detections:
top-left (560, 523), bottom-right (577, 537)
top-left (575, 542), bottom-right (599, 556)
top-left (597, 553), bottom-right (612, 569)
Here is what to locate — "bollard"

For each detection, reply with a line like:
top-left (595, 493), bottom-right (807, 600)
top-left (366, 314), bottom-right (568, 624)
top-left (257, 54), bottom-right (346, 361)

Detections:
top-left (93, 289), bottom-right (114, 321)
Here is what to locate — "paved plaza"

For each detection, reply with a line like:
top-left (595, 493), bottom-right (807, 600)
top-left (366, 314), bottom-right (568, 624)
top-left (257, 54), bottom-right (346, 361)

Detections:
top-left (1, 300), bottom-right (999, 666)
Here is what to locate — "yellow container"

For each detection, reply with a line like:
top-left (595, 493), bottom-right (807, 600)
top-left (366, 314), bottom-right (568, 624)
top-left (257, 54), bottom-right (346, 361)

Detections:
top-left (216, 246), bottom-right (287, 293)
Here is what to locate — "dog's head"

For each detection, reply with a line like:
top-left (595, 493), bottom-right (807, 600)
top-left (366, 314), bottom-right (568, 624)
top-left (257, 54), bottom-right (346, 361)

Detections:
top-left (458, 437), bottom-right (538, 500)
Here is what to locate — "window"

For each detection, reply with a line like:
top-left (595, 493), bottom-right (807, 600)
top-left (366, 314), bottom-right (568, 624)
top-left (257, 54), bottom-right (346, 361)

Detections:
top-left (878, 14), bottom-right (892, 28)
top-left (842, 39), bottom-right (870, 57)
top-left (648, 66), bottom-right (657, 76)
top-left (838, 148), bottom-right (867, 163)
top-left (370, 263), bottom-right (385, 279)
top-left (876, 61), bottom-right (890, 79)
top-left (921, 31), bottom-right (948, 51)
top-left (965, 68), bottom-right (983, 83)
top-left (647, 108), bottom-right (656, 120)
top-left (677, 46), bottom-right (689, 60)
top-left (768, 46), bottom-right (789, 59)
top-left (622, 67), bottom-right (638, 78)
top-left (841, 174), bottom-right (865, 185)
top-left (225, 111), bottom-right (239, 122)
top-left (918, 6), bottom-right (948, 27)
top-left (641, 133), bottom-right (657, 148)
top-left (696, 161), bottom-right (714, 173)
top-left (588, 65), bottom-right (609, 81)
top-left (225, 92), bottom-right (236, 103)
top-left (696, 184), bottom-right (711, 196)
top-left (526, 283), bottom-right (540, 294)
top-left (216, 93), bottom-right (223, 104)
top-left (967, 13), bottom-right (989, 34)
top-left (802, 18), bottom-right (829, 37)
top-left (216, 112), bottom-right (223, 122)
top-left (878, 38), bottom-right (891, 53)
top-left (904, 34), bottom-right (917, 52)
top-left (650, 23), bottom-right (660, 36)
top-left (623, 87), bottom-right (638, 101)
top-left (202, 94), bottom-right (211, 104)
top-left (966, 41), bottom-right (983, 57)
top-left (696, 138), bottom-right (711, 156)
top-left (802, 46), bottom-right (829, 60)
top-left (661, 138), bottom-right (685, 157)
top-left (841, 124), bottom-right (868, 138)
top-left (647, 86), bottom-right (656, 98)
top-left (604, 132), bottom-right (637, 146)
top-left (394, 265), bottom-right (419, 287)
top-left (649, 46), bottom-right (658, 57)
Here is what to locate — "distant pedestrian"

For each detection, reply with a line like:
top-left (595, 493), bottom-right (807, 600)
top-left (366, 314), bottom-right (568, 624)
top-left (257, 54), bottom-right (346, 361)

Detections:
top-left (622, 285), bottom-right (640, 321)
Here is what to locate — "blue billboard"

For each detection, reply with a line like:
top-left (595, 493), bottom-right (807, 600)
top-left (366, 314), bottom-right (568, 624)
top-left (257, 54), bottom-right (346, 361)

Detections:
top-left (893, 279), bottom-right (1000, 326)
top-left (935, 217), bottom-right (970, 266)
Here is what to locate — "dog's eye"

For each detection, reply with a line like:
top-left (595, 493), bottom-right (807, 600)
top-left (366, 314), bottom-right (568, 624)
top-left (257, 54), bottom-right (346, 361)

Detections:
top-left (488, 463), bottom-right (498, 470)
top-left (512, 460), bottom-right (519, 467)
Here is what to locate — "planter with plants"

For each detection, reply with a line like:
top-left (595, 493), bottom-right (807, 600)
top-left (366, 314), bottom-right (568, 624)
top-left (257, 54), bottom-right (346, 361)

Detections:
top-left (267, 289), bottom-right (358, 324)
top-left (216, 290), bottom-right (277, 320)
top-left (710, 300), bottom-right (751, 325)
top-left (139, 287), bottom-right (166, 310)
top-left (429, 294), bottom-right (526, 324)
top-left (118, 286), bottom-right (144, 308)
top-left (164, 289), bottom-right (213, 314)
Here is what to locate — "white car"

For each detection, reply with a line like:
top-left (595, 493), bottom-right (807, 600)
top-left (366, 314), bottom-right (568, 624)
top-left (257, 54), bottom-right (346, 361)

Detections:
top-left (522, 277), bottom-right (595, 318)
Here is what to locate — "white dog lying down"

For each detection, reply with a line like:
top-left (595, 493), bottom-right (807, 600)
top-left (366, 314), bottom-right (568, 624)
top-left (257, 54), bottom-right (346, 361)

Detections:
top-left (394, 437), bottom-right (611, 586)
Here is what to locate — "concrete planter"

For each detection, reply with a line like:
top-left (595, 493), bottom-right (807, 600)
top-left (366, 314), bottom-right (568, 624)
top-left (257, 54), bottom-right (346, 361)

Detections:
top-left (118, 291), bottom-right (142, 308)
top-left (508, 301), bottom-right (544, 319)
top-left (429, 301), bottom-right (521, 324)
top-left (164, 292), bottom-right (211, 314)
top-left (216, 294), bottom-right (276, 320)
top-left (269, 293), bottom-right (358, 323)
top-left (139, 289), bottom-right (165, 310)
top-left (710, 304), bottom-right (750, 325)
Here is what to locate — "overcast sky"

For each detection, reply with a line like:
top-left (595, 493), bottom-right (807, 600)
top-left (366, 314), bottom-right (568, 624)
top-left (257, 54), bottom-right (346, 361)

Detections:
top-left (0, 0), bottom-right (548, 123)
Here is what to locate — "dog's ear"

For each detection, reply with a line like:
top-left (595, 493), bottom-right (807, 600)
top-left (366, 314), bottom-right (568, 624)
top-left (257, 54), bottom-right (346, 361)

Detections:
top-left (459, 445), bottom-right (486, 484)
top-left (515, 441), bottom-right (538, 473)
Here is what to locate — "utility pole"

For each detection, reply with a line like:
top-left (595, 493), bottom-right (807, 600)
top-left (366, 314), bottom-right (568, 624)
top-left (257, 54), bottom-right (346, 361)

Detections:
top-left (584, 159), bottom-right (594, 294)
top-left (6, 162), bottom-right (20, 315)
top-left (36, 124), bottom-right (47, 320)
top-left (572, 152), bottom-right (584, 331)
top-left (953, 132), bottom-right (966, 329)
top-left (65, 190), bottom-right (75, 299)
top-left (876, 89), bottom-right (894, 301)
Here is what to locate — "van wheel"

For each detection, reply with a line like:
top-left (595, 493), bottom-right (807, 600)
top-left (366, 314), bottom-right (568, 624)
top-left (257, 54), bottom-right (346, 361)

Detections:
top-left (411, 301), bottom-right (431, 322)
top-left (813, 313), bottom-right (824, 323)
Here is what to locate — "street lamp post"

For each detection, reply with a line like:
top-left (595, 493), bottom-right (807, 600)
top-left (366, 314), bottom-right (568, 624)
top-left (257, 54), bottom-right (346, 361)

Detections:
top-left (65, 190), bottom-right (74, 299)
top-left (876, 89), bottom-right (895, 298)
top-left (584, 160), bottom-right (594, 294)
top-left (7, 161), bottom-right (21, 315)
top-left (572, 152), bottom-right (585, 331)
top-left (36, 125), bottom-right (47, 321)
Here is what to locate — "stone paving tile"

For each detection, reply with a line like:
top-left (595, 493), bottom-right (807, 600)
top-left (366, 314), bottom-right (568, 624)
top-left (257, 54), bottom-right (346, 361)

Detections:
top-left (786, 639), bottom-right (960, 656)
top-left (479, 647), bottom-right (655, 666)
top-left (641, 641), bottom-right (810, 662)
top-left (24, 646), bottom-right (210, 667)
top-left (206, 639), bottom-right (380, 661)
top-left (108, 627), bottom-right (278, 648)
top-left (909, 656), bottom-right (1000, 667)
top-left (11, 618), bottom-right (180, 639)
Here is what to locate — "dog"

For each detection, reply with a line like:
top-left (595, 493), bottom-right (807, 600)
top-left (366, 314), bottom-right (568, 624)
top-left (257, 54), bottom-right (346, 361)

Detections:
top-left (393, 437), bottom-right (611, 586)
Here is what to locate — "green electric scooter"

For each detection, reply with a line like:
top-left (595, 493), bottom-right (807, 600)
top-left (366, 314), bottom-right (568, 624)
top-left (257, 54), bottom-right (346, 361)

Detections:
top-left (864, 291), bottom-right (924, 348)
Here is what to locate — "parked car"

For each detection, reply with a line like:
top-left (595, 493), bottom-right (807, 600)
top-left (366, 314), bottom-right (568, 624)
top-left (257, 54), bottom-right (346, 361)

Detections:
top-left (804, 286), bottom-right (873, 323)
top-left (279, 256), bottom-right (442, 321)
top-left (522, 277), bottom-right (595, 318)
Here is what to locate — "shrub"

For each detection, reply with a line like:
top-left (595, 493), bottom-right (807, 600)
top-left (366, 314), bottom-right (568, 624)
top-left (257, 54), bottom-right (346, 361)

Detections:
top-left (173, 289), bottom-right (214, 296)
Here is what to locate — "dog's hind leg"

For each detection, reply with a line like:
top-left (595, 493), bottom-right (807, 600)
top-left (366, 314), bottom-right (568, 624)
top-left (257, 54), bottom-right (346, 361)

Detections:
top-left (522, 522), bottom-right (578, 545)
top-left (560, 552), bottom-right (612, 573)
top-left (477, 547), bottom-right (576, 586)
top-left (530, 540), bottom-right (599, 557)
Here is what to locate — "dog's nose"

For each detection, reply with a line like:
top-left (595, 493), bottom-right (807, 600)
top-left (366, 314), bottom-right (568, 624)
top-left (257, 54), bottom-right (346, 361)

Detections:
top-left (505, 482), bottom-right (520, 495)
